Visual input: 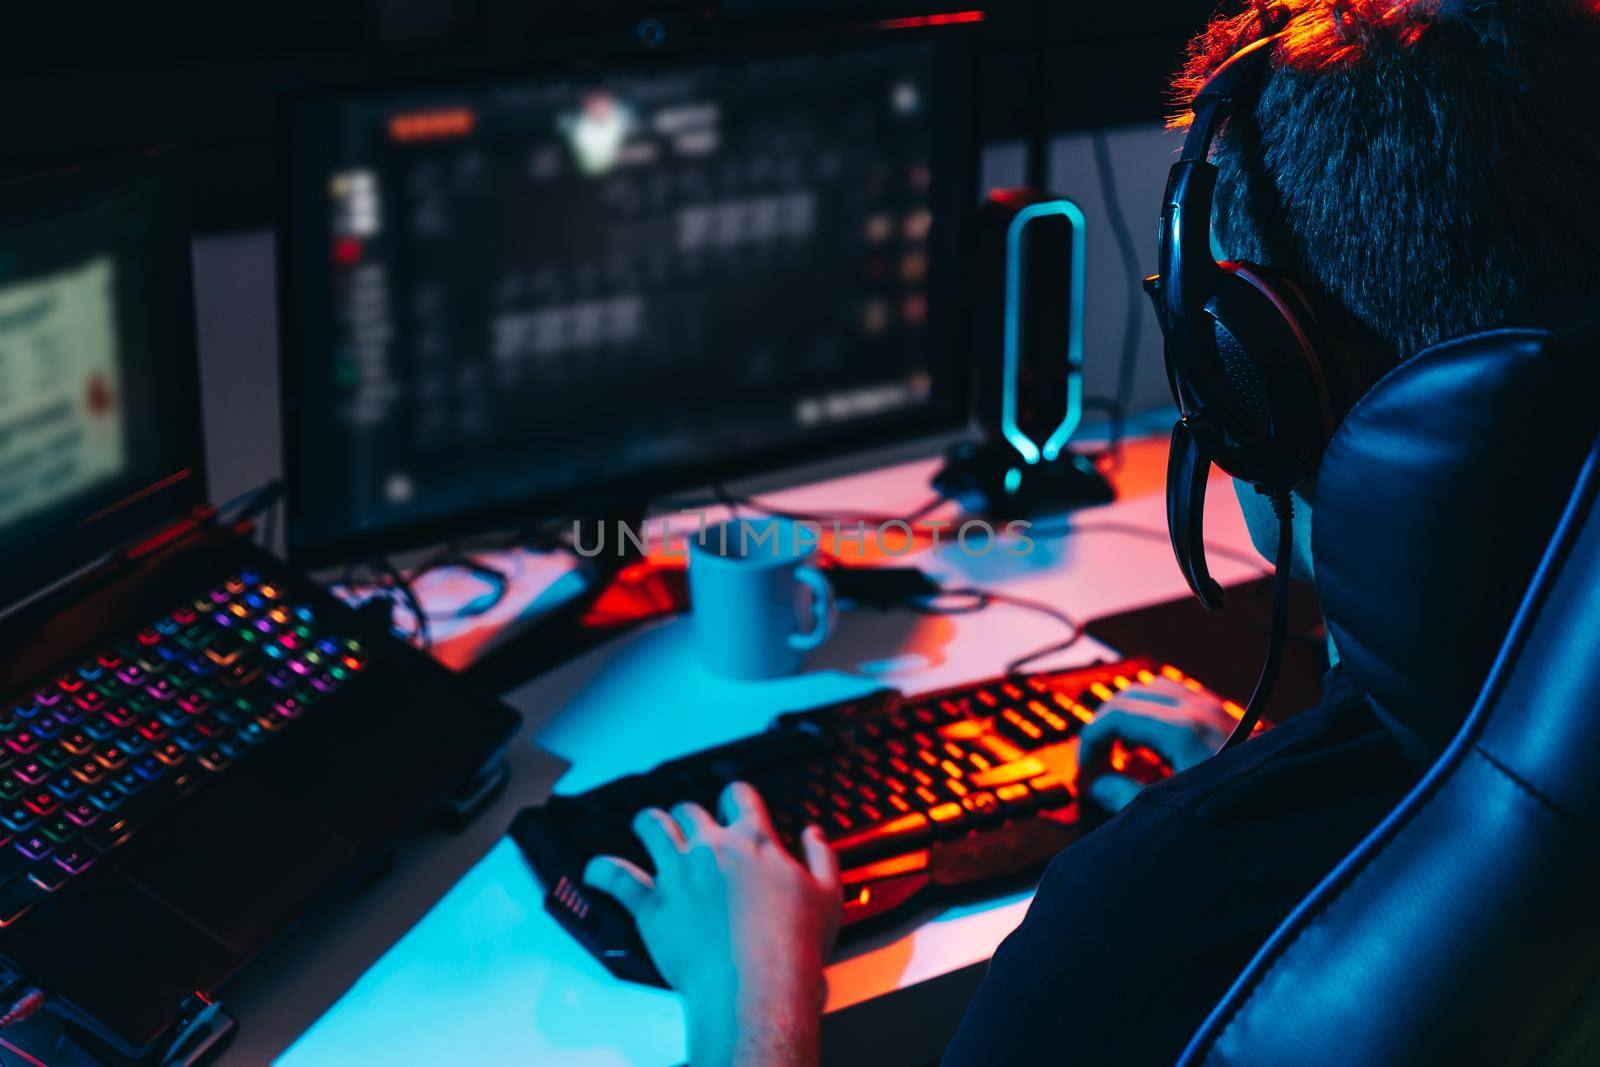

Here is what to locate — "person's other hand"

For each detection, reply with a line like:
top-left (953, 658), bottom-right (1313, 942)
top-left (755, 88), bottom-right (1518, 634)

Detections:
top-left (1077, 677), bottom-right (1239, 814)
top-left (583, 782), bottom-right (841, 1067)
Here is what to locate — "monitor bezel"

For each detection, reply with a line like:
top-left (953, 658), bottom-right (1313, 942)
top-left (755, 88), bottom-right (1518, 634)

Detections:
top-left (275, 16), bottom-right (981, 568)
top-left (0, 150), bottom-right (209, 613)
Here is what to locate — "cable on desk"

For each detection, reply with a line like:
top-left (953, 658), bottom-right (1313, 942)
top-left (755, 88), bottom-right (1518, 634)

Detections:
top-left (906, 585), bottom-right (1086, 677)
top-left (404, 548), bottom-right (513, 621)
top-left (394, 518), bottom-right (596, 624)
top-left (1030, 518), bottom-right (1273, 579)
top-left (341, 558), bottom-right (432, 649)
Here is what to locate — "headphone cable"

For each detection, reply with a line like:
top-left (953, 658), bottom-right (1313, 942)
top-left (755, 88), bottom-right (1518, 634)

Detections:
top-left (1222, 488), bottom-right (1294, 749)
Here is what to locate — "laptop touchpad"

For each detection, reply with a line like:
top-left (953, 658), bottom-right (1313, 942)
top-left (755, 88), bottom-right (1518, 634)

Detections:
top-left (117, 775), bottom-right (354, 952)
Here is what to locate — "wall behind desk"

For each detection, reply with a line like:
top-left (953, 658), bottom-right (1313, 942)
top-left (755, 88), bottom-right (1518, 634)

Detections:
top-left (192, 232), bottom-right (284, 521)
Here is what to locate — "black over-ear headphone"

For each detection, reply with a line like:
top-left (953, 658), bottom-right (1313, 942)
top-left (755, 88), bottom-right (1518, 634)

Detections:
top-left (1145, 30), bottom-right (1369, 611)
top-left (1144, 23), bottom-right (1370, 745)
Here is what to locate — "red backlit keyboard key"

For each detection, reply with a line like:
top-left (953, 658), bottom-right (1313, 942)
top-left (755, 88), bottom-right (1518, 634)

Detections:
top-left (103, 705), bottom-right (138, 729)
top-left (5, 732), bottom-right (39, 756)
top-left (23, 792), bottom-right (58, 817)
top-left (94, 746), bottom-right (129, 771)
top-left (192, 715), bottom-right (226, 739)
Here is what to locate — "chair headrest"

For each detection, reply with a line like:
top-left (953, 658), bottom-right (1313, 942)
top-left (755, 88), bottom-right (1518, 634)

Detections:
top-left (1312, 316), bottom-right (1598, 756)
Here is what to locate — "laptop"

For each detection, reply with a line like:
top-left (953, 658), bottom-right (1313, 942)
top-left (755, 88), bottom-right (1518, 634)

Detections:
top-left (0, 152), bottom-right (521, 1060)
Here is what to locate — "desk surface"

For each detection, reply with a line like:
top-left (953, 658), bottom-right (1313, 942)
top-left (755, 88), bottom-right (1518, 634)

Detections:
top-left (212, 438), bottom-right (1263, 1066)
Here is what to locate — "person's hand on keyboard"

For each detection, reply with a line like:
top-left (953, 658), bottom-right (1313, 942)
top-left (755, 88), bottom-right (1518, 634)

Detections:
top-left (584, 781), bottom-right (840, 1067)
top-left (1077, 677), bottom-right (1239, 814)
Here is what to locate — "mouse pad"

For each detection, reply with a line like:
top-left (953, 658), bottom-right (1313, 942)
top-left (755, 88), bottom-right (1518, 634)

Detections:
top-left (1085, 576), bottom-right (1329, 724)
top-left (116, 774), bottom-right (357, 952)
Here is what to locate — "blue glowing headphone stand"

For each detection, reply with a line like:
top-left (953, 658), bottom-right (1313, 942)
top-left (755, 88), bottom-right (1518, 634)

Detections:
top-left (933, 189), bottom-right (1114, 519)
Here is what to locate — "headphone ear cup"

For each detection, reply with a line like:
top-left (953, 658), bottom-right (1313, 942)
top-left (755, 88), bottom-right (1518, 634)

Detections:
top-left (1210, 316), bottom-right (1274, 422)
top-left (1199, 268), bottom-right (1331, 484)
top-left (1251, 267), bottom-right (1372, 419)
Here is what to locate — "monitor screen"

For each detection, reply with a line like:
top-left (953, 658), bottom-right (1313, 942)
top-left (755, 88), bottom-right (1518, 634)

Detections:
top-left (281, 28), bottom-right (974, 563)
top-left (0, 155), bottom-right (206, 609)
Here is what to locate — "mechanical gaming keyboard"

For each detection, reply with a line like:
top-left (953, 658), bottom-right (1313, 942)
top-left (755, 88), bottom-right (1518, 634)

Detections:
top-left (514, 657), bottom-right (1215, 986)
top-left (0, 570), bottom-right (368, 928)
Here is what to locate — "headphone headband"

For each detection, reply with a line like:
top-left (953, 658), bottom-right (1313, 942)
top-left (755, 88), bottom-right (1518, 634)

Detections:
top-left (1180, 34), bottom-right (1281, 163)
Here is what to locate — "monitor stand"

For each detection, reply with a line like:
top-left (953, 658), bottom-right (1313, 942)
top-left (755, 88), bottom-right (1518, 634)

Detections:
top-left (932, 439), bottom-right (1114, 521)
top-left (461, 511), bottom-right (689, 693)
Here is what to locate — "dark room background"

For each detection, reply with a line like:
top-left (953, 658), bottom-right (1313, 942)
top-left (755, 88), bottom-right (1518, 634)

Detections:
top-left (1, 0), bottom-right (1216, 511)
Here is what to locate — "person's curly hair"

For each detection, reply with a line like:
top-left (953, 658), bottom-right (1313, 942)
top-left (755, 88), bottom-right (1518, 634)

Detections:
top-left (1172, 0), bottom-right (1600, 363)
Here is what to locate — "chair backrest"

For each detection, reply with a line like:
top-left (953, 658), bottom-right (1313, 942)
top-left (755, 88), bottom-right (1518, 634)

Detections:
top-left (1180, 318), bottom-right (1600, 1064)
top-left (1311, 318), bottom-right (1598, 755)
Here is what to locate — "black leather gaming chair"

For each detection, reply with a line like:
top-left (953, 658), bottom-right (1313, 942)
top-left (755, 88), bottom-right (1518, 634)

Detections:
top-left (1180, 317), bottom-right (1600, 1065)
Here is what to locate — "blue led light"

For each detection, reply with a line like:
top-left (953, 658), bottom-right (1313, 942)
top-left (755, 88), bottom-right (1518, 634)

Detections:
top-left (1001, 198), bottom-right (1088, 466)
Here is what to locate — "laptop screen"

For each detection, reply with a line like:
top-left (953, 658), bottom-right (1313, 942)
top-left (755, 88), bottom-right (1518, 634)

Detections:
top-left (0, 154), bottom-right (207, 611)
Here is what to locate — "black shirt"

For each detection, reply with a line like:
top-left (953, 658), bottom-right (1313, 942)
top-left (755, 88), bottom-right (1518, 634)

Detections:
top-left (941, 667), bottom-right (1418, 1066)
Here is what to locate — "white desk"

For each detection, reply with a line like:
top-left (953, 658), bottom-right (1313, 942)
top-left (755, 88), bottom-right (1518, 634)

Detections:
top-left (213, 439), bottom-right (1263, 1066)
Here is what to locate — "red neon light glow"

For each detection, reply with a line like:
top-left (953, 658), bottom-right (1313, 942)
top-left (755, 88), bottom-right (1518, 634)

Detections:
top-left (0, 1037), bottom-right (48, 1067)
top-left (86, 468), bottom-right (195, 524)
top-left (388, 107), bottom-right (477, 143)
top-left (333, 236), bottom-right (363, 266)
top-left (876, 9), bottom-right (985, 30)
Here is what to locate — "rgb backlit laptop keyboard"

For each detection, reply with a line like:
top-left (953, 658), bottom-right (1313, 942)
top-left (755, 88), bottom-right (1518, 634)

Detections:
top-left (0, 571), bottom-right (368, 926)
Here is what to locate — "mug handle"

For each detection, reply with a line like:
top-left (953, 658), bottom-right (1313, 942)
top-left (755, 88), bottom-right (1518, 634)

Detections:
top-left (789, 565), bottom-right (836, 653)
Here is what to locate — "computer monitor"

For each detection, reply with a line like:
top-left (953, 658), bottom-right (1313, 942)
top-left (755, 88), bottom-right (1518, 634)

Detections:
top-left (279, 22), bottom-right (976, 565)
top-left (0, 153), bottom-right (207, 610)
